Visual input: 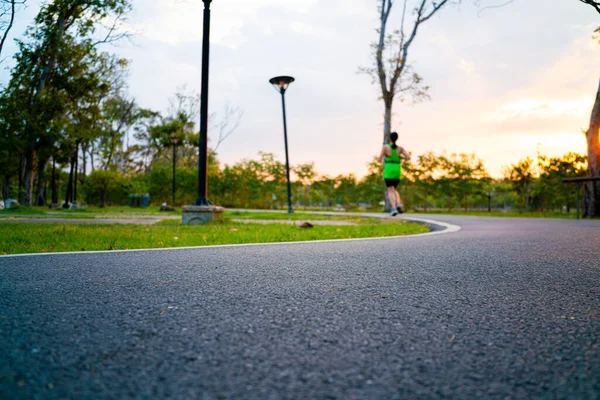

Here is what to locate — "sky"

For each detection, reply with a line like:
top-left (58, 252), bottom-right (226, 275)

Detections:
top-left (1, 0), bottom-right (599, 179)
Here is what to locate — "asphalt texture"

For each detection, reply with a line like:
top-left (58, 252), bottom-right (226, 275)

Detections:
top-left (1, 215), bottom-right (599, 399)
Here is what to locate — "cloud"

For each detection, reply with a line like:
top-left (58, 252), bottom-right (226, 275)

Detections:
top-left (130, 0), bottom-right (319, 48)
top-left (484, 97), bottom-right (593, 122)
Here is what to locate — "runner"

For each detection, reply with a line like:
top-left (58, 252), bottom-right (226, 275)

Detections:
top-left (378, 131), bottom-right (411, 216)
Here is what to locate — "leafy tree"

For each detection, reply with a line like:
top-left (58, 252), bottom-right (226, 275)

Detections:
top-left (312, 175), bottom-right (337, 208)
top-left (293, 162), bottom-right (317, 206)
top-left (412, 151), bottom-right (439, 211)
top-left (6, 0), bottom-right (131, 206)
top-left (534, 153), bottom-right (587, 212)
top-left (504, 157), bottom-right (535, 212)
top-left (81, 169), bottom-right (122, 207)
top-left (439, 153), bottom-right (490, 211)
top-left (334, 174), bottom-right (358, 207)
top-left (357, 157), bottom-right (386, 208)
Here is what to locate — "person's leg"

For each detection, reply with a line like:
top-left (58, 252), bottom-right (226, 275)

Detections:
top-left (395, 188), bottom-right (403, 211)
top-left (387, 186), bottom-right (397, 211)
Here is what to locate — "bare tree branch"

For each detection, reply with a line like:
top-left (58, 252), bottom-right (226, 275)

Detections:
top-left (579, 0), bottom-right (600, 14)
top-left (209, 104), bottom-right (244, 156)
top-left (0, 0), bottom-right (27, 61)
top-left (362, 0), bottom-right (452, 144)
top-left (376, 0), bottom-right (394, 99)
top-left (391, 0), bottom-right (449, 101)
top-left (476, 0), bottom-right (515, 16)
top-left (91, 9), bottom-right (134, 48)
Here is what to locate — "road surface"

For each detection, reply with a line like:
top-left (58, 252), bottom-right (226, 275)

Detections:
top-left (1, 215), bottom-right (599, 399)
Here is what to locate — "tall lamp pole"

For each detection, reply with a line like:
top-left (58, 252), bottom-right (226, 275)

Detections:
top-left (170, 136), bottom-right (180, 206)
top-left (195, 0), bottom-right (212, 206)
top-left (270, 76), bottom-right (295, 214)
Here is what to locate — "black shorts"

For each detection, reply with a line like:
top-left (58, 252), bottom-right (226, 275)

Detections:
top-left (385, 179), bottom-right (400, 188)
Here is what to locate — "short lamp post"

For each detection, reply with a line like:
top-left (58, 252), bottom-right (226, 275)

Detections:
top-left (170, 136), bottom-right (180, 206)
top-left (486, 189), bottom-right (493, 212)
top-left (269, 76), bottom-right (295, 214)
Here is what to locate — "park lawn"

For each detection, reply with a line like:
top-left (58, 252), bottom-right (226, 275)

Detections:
top-left (0, 220), bottom-right (429, 255)
top-left (0, 206), bottom-right (180, 220)
top-left (0, 205), bottom-right (179, 215)
top-left (227, 211), bottom-right (381, 223)
top-left (0, 208), bottom-right (379, 223)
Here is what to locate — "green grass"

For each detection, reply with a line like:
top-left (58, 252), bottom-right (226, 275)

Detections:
top-left (64, 206), bottom-right (178, 214)
top-left (0, 220), bottom-right (428, 255)
top-left (227, 211), bottom-right (380, 223)
top-left (1, 205), bottom-right (582, 220)
top-left (0, 205), bottom-right (180, 219)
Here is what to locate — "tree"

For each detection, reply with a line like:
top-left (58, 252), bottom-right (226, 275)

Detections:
top-left (7, 0), bottom-right (131, 206)
top-left (581, 79), bottom-right (600, 218)
top-left (535, 152), bottom-right (587, 212)
top-left (412, 151), bottom-right (439, 211)
top-left (440, 153), bottom-right (490, 211)
top-left (362, 0), bottom-right (451, 143)
top-left (504, 157), bottom-right (535, 212)
top-left (293, 162), bottom-right (317, 206)
top-left (573, 0), bottom-right (600, 217)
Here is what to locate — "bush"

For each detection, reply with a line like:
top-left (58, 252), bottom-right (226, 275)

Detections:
top-left (81, 170), bottom-right (124, 207)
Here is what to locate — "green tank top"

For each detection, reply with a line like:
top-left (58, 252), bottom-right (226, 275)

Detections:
top-left (383, 144), bottom-right (401, 179)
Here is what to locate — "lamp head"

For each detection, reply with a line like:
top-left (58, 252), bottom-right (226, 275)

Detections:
top-left (269, 76), bottom-right (295, 93)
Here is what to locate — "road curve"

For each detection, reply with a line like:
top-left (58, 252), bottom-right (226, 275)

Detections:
top-left (1, 215), bottom-right (599, 399)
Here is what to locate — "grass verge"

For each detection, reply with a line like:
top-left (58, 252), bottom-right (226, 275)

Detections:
top-left (227, 211), bottom-right (380, 223)
top-left (0, 205), bottom-right (179, 216)
top-left (0, 220), bottom-right (428, 255)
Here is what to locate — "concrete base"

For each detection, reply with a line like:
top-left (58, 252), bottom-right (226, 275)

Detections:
top-left (182, 205), bottom-right (224, 225)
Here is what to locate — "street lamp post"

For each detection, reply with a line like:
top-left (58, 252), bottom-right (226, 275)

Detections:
top-left (195, 0), bottom-right (212, 206)
top-left (269, 76), bottom-right (295, 214)
top-left (170, 136), bottom-right (180, 206)
top-left (182, 0), bottom-right (223, 224)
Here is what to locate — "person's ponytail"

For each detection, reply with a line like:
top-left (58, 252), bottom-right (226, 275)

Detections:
top-left (390, 132), bottom-right (398, 149)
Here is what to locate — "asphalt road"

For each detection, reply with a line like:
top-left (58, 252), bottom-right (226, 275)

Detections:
top-left (1, 215), bottom-right (599, 399)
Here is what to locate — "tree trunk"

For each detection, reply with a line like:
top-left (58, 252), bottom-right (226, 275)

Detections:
top-left (584, 77), bottom-right (600, 218)
top-left (74, 142), bottom-right (79, 203)
top-left (51, 158), bottom-right (58, 205)
top-left (383, 100), bottom-right (393, 143)
top-left (18, 155), bottom-right (25, 201)
top-left (63, 148), bottom-right (76, 207)
top-left (81, 141), bottom-right (87, 183)
top-left (35, 156), bottom-right (50, 206)
top-left (382, 100), bottom-right (393, 211)
top-left (89, 142), bottom-right (95, 172)
top-left (20, 144), bottom-right (36, 206)
top-left (2, 175), bottom-right (9, 200)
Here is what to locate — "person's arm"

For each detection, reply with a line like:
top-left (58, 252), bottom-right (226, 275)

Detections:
top-left (399, 147), bottom-right (411, 162)
top-left (378, 145), bottom-right (387, 163)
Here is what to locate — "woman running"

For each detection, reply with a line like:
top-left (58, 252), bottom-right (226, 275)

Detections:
top-left (378, 131), bottom-right (411, 216)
